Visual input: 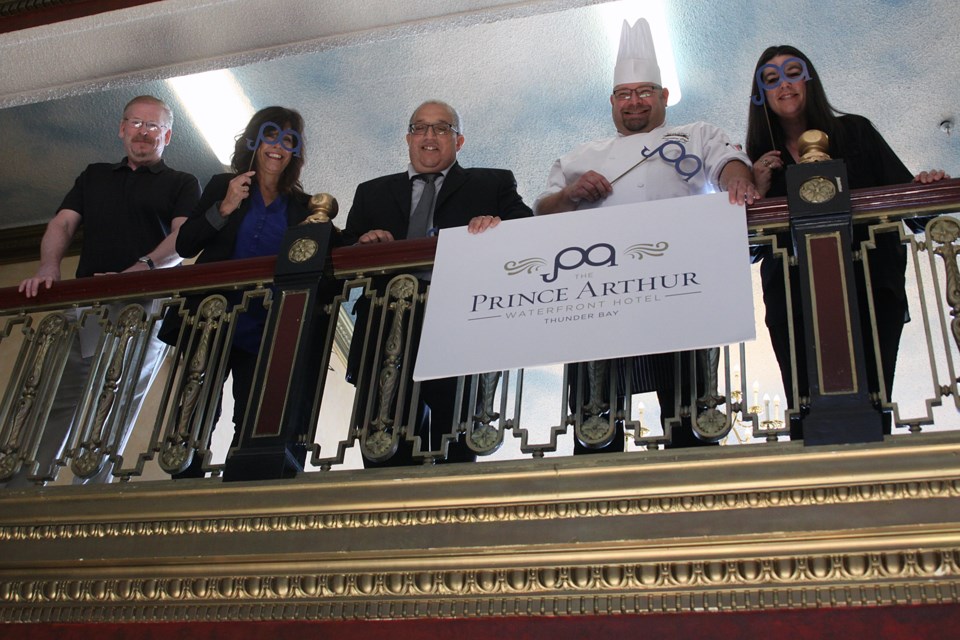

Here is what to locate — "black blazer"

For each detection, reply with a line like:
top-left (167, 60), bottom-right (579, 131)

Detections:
top-left (341, 162), bottom-right (532, 384)
top-left (160, 173), bottom-right (313, 345)
top-left (342, 162), bottom-right (532, 244)
top-left (177, 172), bottom-right (312, 262)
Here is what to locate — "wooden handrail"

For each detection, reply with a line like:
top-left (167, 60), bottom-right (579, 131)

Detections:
top-left (2, 178), bottom-right (958, 313)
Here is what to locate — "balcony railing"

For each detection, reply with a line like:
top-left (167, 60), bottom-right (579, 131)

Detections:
top-left (3, 180), bottom-right (960, 482)
top-left (1, 179), bottom-right (960, 624)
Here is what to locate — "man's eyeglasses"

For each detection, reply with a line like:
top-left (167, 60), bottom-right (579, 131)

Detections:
top-left (612, 86), bottom-right (661, 102)
top-left (408, 122), bottom-right (459, 136)
top-left (124, 118), bottom-right (167, 133)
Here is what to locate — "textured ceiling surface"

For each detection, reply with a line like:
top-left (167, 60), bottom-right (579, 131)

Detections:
top-left (0, 0), bottom-right (957, 232)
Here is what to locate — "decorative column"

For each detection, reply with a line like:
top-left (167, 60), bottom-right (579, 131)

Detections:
top-left (786, 130), bottom-right (882, 444)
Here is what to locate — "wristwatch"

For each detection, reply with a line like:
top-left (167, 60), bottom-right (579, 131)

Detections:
top-left (137, 256), bottom-right (156, 270)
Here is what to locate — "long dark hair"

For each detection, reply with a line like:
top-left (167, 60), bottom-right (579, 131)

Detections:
top-left (231, 106), bottom-right (306, 196)
top-left (745, 45), bottom-right (845, 162)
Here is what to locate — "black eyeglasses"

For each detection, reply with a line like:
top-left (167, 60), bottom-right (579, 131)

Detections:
top-left (408, 121), bottom-right (459, 136)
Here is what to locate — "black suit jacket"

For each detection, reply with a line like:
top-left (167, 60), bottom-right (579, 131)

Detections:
top-left (342, 162), bottom-right (531, 386)
top-left (342, 162), bottom-right (531, 243)
top-left (176, 172), bottom-right (312, 262)
top-left (160, 173), bottom-right (312, 345)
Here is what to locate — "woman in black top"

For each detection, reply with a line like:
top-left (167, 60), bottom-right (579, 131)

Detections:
top-left (745, 45), bottom-right (947, 436)
top-left (166, 106), bottom-right (313, 477)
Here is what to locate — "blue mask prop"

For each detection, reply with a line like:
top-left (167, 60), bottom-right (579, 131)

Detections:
top-left (751, 57), bottom-right (811, 106)
top-left (246, 121), bottom-right (303, 157)
top-left (642, 140), bottom-right (703, 182)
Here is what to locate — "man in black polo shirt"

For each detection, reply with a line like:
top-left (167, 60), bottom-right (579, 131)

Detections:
top-left (12, 95), bottom-right (200, 487)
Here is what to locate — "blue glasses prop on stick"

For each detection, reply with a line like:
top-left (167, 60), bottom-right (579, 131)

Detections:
top-left (245, 121), bottom-right (303, 171)
top-left (610, 140), bottom-right (703, 185)
top-left (751, 57), bottom-right (811, 153)
top-left (751, 57), bottom-right (811, 106)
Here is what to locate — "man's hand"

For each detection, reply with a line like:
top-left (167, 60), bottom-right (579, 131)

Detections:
top-left (914, 169), bottom-right (951, 184)
top-left (18, 209), bottom-right (79, 299)
top-left (535, 170), bottom-right (613, 215)
top-left (724, 176), bottom-right (760, 205)
top-left (18, 265), bottom-right (61, 298)
top-left (719, 160), bottom-right (760, 205)
top-left (467, 215), bottom-right (501, 234)
top-left (358, 229), bottom-right (395, 244)
top-left (565, 170), bottom-right (613, 205)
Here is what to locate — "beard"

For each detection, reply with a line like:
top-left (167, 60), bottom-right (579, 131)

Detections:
top-left (621, 115), bottom-right (650, 133)
top-left (127, 138), bottom-right (161, 163)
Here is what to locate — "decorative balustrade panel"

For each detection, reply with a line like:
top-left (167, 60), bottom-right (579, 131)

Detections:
top-left (1, 184), bottom-right (959, 482)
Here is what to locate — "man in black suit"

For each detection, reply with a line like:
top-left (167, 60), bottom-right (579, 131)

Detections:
top-left (343, 101), bottom-right (531, 244)
top-left (343, 100), bottom-right (532, 466)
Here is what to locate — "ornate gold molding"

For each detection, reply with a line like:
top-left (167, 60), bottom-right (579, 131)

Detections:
top-left (2, 434), bottom-right (960, 622)
top-left (3, 548), bottom-right (959, 622)
top-left (2, 475), bottom-right (959, 543)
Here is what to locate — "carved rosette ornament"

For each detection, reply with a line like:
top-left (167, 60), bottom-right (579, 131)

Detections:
top-left (288, 238), bottom-right (318, 263)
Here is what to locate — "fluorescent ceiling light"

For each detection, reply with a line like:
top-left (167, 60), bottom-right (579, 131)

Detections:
top-left (598, 0), bottom-right (681, 105)
top-left (167, 70), bottom-right (255, 166)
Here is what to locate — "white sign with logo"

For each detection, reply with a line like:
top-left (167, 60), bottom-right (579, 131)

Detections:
top-left (413, 192), bottom-right (755, 380)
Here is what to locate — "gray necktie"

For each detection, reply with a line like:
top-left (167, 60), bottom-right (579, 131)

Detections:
top-left (409, 173), bottom-right (440, 238)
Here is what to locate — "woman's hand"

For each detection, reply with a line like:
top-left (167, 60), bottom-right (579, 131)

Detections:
top-left (752, 150), bottom-right (783, 197)
top-left (220, 171), bottom-right (257, 216)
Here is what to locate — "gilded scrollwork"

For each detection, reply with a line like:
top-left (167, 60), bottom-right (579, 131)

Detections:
top-left (467, 372), bottom-right (502, 455)
top-left (693, 348), bottom-right (731, 442)
top-left (0, 313), bottom-right (69, 480)
top-left (73, 304), bottom-right (149, 479)
top-left (576, 361), bottom-right (615, 448)
top-left (928, 217), bottom-right (960, 353)
top-left (7, 314), bottom-right (67, 446)
top-left (363, 276), bottom-right (417, 462)
top-left (160, 296), bottom-right (227, 474)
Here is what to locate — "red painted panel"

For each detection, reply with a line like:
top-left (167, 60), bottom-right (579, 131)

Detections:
top-left (808, 236), bottom-right (855, 393)
top-left (253, 291), bottom-right (307, 437)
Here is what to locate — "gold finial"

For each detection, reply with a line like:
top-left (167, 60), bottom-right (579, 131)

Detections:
top-left (797, 130), bottom-right (832, 163)
top-left (302, 193), bottom-right (339, 224)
